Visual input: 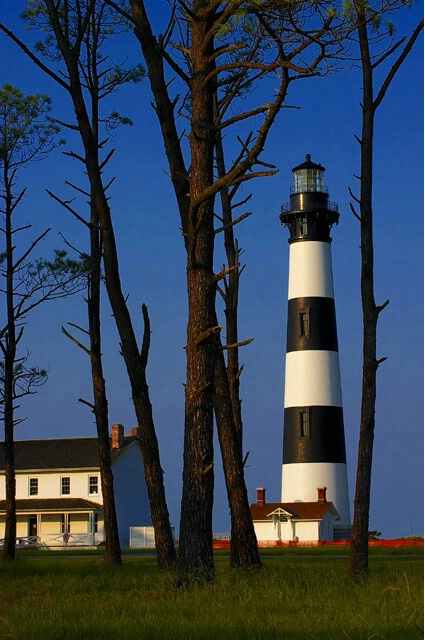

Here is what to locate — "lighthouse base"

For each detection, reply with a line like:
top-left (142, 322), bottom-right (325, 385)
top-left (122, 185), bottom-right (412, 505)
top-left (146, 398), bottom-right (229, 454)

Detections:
top-left (281, 461), bottom-right (350, 526)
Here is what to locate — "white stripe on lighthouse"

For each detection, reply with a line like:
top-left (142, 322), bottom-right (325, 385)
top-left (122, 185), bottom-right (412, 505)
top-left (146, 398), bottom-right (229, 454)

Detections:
top-left (284, 350), bottom-right (343, 408)
top-left (281, 462), bottom-right (351, 524)
top-left (288, 241), bottom-right (335, 300)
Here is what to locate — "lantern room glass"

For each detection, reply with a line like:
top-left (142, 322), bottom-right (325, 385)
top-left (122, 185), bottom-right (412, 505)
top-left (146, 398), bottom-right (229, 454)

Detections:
top-left (294, 167), bottom-right (325, 194)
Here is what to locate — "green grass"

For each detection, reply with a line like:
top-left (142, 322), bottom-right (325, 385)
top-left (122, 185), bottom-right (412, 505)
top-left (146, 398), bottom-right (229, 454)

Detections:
top-left (0, 552), bottom-right (422, 639)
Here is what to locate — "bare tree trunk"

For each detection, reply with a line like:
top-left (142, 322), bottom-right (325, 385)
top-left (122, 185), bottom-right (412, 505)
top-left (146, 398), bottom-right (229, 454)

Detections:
top-left (214, 101), bottom-right (244, 449)
top-left (349, 6), bottom-right (376, 576)
top-left (87, 204), bottom-right (121, 565)
top-left (213, 342), bottom-right (261, 569)
top-left (213, 98), bottom-right (261, 570)
top-left (349, 9), bottom-right (423, 577)
top-left (177, 3), bottom-right (217, 582)
top-left (129, 1), bottom-right (262, 575)
top-left (40, 0), bottom-right (177, 570)
top-left (349, 92), bottom-right (376, 576)
top-left (90, 180), bottom-right (176, 571)
top-left (3, 167), bottom-right (16, 561)
top-left (3, 366), bottom-right (16, 561)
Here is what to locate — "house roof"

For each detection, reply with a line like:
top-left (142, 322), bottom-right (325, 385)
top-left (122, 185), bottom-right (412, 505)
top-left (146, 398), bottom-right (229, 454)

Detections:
top-left (0, 498), bottom-right (102, 512)
top-left (0, 436), bottom-right (137, 472)
top-left (250, 501), bottom-right (339, 521)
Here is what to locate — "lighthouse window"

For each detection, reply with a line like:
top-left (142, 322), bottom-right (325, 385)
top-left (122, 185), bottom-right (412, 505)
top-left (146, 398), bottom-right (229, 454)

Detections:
top-left (299, 309), bottom-right (310, 337)
top-left (314, 171), bottom-right (325, 192)
top-left (294, 173), bottom-right (303, 193)
top-left (299, 410), bottom-right (310, 438)
top-left (300, 217), bottom-right (308, 235)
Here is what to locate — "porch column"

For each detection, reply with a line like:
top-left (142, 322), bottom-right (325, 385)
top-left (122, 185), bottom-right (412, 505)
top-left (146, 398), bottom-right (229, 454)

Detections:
top-left (36, 513), bottom-right (41, 543)
top-left (89, 512), bottom-right (94, 545)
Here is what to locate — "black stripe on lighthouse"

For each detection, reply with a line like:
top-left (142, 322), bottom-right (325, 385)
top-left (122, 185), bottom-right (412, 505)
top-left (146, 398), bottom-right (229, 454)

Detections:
top-left (286, 297), bottom-right (338, 352)
top-left (283, 406), bottom-right (346, 463)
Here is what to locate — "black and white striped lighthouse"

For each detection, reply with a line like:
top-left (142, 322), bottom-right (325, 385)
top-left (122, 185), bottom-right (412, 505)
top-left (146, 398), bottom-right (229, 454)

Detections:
top-left (279, 154), bottom-right (350, 531)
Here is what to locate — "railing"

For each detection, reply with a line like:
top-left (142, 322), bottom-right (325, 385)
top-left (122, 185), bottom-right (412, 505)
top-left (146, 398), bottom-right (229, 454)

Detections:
top-left (39, 533), bottom-right (94, 547)
top-left (0, 536), bottom-right (38, 549)
top-left (212, 533), bottom-right (231, 541)
top-left (280, 200), bottom-right (339, 216)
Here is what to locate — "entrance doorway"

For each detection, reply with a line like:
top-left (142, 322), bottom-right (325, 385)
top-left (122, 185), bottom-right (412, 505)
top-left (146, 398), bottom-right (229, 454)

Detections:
top-left (28, 516), bottom-right (37, 538)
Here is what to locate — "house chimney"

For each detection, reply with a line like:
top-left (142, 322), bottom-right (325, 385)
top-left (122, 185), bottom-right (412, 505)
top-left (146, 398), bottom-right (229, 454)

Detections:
top-left (130, 427), bottom-right (139, 437)
top-left (256, 487), bottom-right (266, 506)
top-left (317, 487), bottom-right (327, 503)
top-left (112, 424), bottom-right (124, 449)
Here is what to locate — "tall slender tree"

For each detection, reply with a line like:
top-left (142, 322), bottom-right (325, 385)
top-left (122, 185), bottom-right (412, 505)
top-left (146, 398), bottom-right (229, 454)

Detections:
top-left (0, 0), bottom-right (177, 569)
top-left (122, 0), bottom-right (349, 580)
top-left (53, 191), bottom-right (123, 565)
top-left (41, 1), bottom-right (145, 566)
top-left (0, 84), bottom-right (85, 560)
top-left (349, 7), bottom-right (423, 576)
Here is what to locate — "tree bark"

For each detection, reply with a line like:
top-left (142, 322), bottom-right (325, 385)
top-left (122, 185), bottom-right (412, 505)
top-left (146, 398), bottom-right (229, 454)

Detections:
top-left (213, 96), bottom-right (261, 569)
top-left (213, 341), bottom-right (261, 569)
top-left (349, 9), bottom-right (423, 577)
top-left (177, 3), bottom-right (217, 582)
top-left (349, 3), bottom-right (376, 576)
top-left (87, 200), bottom-right (121, 565)
top-left (3, 163), bottom-right (17, 561)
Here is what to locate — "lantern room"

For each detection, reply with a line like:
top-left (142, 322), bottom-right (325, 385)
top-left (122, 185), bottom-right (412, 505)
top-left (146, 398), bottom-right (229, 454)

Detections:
top-left (279, 154), bottom-right (339, 243)
top-left (292, 153), bottom-right (326, 194)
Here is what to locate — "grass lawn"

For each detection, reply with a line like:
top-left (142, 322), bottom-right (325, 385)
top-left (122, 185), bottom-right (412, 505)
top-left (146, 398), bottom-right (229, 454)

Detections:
top-left (0, 549), bottom-right (422, 639)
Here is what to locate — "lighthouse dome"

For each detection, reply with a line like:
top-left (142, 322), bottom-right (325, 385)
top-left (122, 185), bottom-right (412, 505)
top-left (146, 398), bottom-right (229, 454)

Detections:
top-left (292, 154), bottom-right (326, 195)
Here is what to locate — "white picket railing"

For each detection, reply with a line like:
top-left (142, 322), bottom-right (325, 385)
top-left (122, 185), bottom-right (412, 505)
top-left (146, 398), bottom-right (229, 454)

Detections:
top-left (39, 533), bottom-right (94, 547)
top-left (213, 533), bottom-right (231, 541)
top-left (0, 536), bottom-right (38, 549)
top-left (0, 533), bottom-right (94, 549)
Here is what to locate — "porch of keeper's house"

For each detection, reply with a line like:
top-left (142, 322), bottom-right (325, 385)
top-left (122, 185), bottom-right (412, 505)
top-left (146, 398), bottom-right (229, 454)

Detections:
top-left (0, 498), bottom-right (104, 548)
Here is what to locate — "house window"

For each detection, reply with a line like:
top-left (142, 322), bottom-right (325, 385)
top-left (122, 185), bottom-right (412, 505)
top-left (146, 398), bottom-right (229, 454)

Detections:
top-left (280, 516), bottom-right (288, 523)
top-left (299, 309), bottom-right (310, 337)
top-left (299, 410), bottom-right (311, 438)
top-left (29, 478), bottom-right (38, 496)
top-left (93, 513), bottom-right (99, 534)
top-left (89, 476), bottom-right (99, 495)
top-left (61, 477), bottom-right (71, 495)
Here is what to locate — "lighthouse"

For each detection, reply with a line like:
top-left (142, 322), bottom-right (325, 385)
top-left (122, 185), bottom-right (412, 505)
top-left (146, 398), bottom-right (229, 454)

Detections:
top-left (279, 154), bottom-right (351, 535)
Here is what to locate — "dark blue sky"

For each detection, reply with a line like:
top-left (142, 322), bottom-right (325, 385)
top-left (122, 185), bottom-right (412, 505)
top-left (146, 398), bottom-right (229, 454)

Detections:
top-left (0, 1), bottom-right (423, 539)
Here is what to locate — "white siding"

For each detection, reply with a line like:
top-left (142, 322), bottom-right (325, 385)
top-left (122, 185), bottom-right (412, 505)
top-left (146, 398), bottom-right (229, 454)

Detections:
top-left (293, 521), bottom-right (320, 542)
top-left (253, 521), bottom-right (278, 542)
top-left (253, 512), bottom-right (337, 543)
top-left (3, 470), bottom-right (102, 502)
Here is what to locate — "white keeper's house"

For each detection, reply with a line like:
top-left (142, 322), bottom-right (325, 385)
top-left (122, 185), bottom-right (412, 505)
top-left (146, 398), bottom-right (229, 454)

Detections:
top-left (250, 487), bottom-right (341, 544)
top-left (0, 424), bottom-right (151, 548)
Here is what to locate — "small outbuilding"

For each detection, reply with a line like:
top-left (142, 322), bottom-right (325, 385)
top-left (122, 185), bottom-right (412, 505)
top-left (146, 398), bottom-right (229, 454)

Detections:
top-left (250, 487), bottom-right (341, 544)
